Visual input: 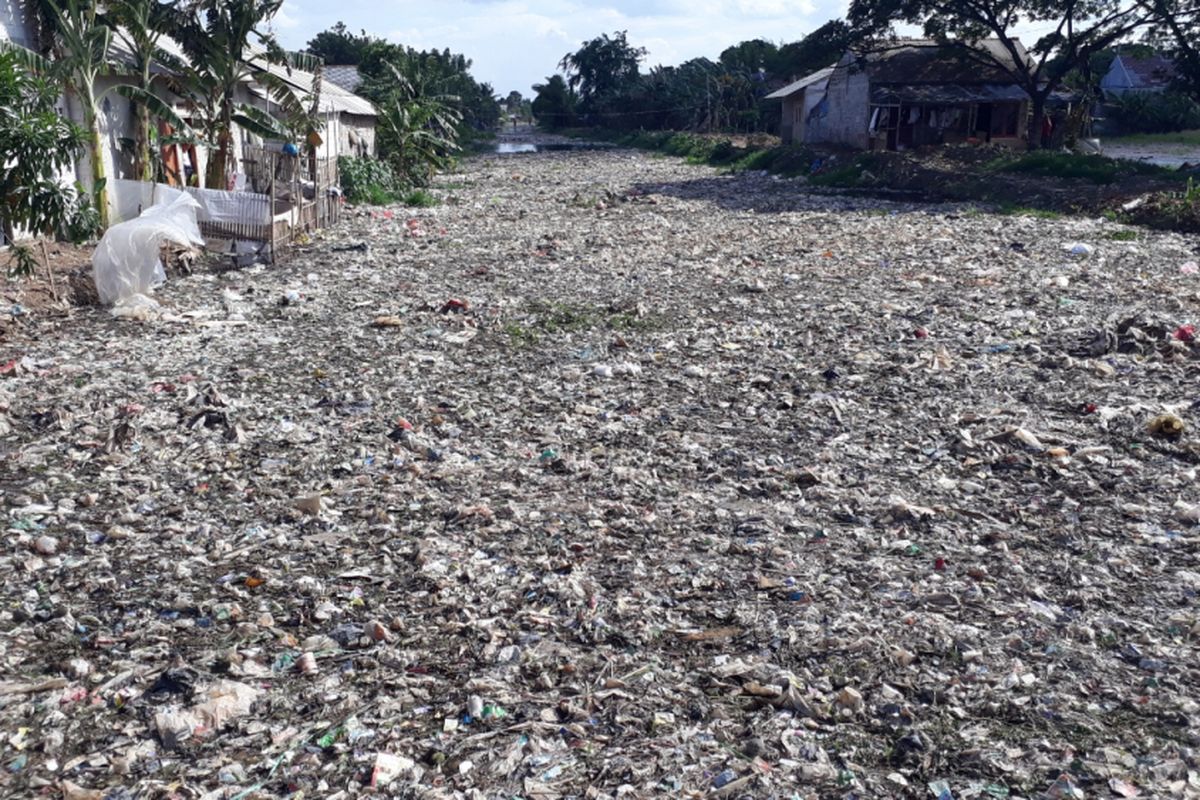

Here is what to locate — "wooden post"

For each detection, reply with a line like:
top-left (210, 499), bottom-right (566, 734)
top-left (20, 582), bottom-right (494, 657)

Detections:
top-left (268, 151), bottom-right (276, 265)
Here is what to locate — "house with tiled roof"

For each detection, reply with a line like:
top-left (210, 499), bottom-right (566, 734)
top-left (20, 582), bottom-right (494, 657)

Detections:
top-left (324, 65), bottom-right (364, 93)
top-left (1100, 55), bottom-right (1176, 96)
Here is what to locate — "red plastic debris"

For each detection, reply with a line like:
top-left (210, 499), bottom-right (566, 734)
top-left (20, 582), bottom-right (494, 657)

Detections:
top-left (1174, 324), bottom-right (1195, 342)
top-left (934, 557), bottom-right (946, 571)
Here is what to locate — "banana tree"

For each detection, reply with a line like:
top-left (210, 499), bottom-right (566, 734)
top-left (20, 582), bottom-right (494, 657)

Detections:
top-left (105, 0), bottom-right (175, 182)
top-left (34, 0), bottom-right (110, 227)
top-left (9, 0), bottom-right (194, 229)
top-left (165, 0), bottom-right (314, 189)
top-left (377, 64), bottom-right (462, 187)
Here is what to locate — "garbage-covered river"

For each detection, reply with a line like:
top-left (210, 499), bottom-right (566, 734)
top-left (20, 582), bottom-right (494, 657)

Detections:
top-left (3, 140), bottom-right (1200, 799)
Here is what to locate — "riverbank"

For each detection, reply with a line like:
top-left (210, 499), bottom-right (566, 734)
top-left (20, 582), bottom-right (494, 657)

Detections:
top-left (563, 127), bottom-right (1200, 233)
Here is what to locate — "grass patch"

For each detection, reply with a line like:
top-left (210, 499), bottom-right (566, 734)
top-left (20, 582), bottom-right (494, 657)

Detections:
top-left (809, 163), bottom-right (865, 187)
top-left (503, 322), bottom-right (539, 348)
top-left (515, 301), bottom-right (669, 339)
top-left (989, 151), bottom-right (1174, 184)
top-left (1107, 129), bottom-right (1200, 147)
top-left (996, 204), bottom-right (1063, 219)
top-left (401, 189), bottom-right (439, 207)
top-left (530, 301), bottom-right (598, 333)
top-left (1104, 229), bottom-right (1140, 241)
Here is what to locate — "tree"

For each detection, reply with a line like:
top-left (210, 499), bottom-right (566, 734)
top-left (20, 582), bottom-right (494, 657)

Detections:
top-left (848, 0), bottom-right (1162, 148)
top-left (719, 39), bottom-right (779, 74)
top-left (1141, 0), bottom-right (1200, 98)
top-left (306, 21), bottom-right (376, 66)
top-left (358, 41), bottom-right (500, 136)
top-left (105, 0), bottom-right (185, 183)
top-left (375, 64), bottom-right (461, 186)
top-left (505, 90), bottom-right (523, 115)
top-left (776, 20), bottom-right (858, 80)
top-left (11, 0), bottom-right (194, 227)
top-left (0, 50), bottom-right (87, 277)
top-left (559, 31), bottom-right (646, 120)
top-left (531, 74), bottom-right (576, 128)
top-left (166, 0), bottom-right (307, 189)
top-left (30, 0), bottom-right (113, 227)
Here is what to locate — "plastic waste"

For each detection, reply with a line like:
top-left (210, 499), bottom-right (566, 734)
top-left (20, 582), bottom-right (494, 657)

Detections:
top-left (92, 192), bottom-right (204, 305)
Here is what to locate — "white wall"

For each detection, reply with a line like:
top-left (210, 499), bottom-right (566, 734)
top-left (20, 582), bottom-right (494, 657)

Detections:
top-left (0, 0), bottom-right (34, 49)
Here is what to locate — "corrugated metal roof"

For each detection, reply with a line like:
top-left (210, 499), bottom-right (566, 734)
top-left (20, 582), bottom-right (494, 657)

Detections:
top-left (766, 67), bottom-right (834, 100)
top-left (870, 83), bottom-right (1029, 105)
top-left (105, 36), bottom-right (376, 118)
top-left (106, 29), bottom-right (191, 75)
top-left (1115, 55), bottom-right (1176, 88)
top-left (248, 55), bottom-right (377, 117)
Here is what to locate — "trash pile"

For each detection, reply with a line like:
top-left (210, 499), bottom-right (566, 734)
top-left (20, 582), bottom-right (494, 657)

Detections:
top-left (2, 143), bottom-right (1200, 799)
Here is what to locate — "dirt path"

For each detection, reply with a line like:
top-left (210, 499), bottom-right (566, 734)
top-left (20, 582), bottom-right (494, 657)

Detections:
top-left (2, 148), bottom-right (1199, 798)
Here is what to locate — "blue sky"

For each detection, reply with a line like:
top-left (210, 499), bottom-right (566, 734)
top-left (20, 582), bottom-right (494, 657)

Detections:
top-left (270, 0), bottom-right (848, 96)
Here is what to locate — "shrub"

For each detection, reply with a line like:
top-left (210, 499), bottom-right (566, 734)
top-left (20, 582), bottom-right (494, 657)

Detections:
top-left (338, 156), bottom-right (400, 204)
top-left (401, 189), bottom-right (438, 207)
top-left (991, 152), bottom-right (1170, 184)
top-left (1107, 92), bottom-right (1200, 135)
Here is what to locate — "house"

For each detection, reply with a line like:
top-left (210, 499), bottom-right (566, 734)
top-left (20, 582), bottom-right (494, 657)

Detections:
top-left (1100, 54), bottom-right (1176, 96)
top-left (774, 39), bottom-right (1032, 151)
top-left (246, 56), bottom-right (378, 160)
top-left (766, 66), bottom-right (833, 144)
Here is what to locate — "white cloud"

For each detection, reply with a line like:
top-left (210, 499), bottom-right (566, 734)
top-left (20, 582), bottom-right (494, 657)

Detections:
top-left (273, 0), bottom-right (302, 29)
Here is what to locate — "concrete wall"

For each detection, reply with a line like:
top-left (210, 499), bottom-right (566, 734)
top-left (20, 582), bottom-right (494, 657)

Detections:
top-left (808, 58), bottom-right (870, 148)
top-left (341, 114), bottom-right (376, 157)
top-left (94, 75), bottom-right (135, 189)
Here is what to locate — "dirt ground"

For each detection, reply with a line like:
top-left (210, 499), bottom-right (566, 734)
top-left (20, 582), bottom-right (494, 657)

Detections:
top-left (0, 243), bottom-right (98, 340)
top-left (2, 143), bottom-right (1200, 799)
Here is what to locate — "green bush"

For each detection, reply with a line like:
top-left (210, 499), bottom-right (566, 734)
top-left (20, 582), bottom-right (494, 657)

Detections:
top-left (401, 189), bottom-right (438, 207)
top-left (338, 156), bottom-right (401, 204)
top-left (991, 151), bottom-right (1170, 184)
top-left (1108, 92), bottom-right (1200, 135)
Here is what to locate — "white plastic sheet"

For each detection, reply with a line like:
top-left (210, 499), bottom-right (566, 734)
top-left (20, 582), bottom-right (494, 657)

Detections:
top-left (182, 185), bottom-right (271, 226)
top-left (92, 192), bottom-right (204, 306)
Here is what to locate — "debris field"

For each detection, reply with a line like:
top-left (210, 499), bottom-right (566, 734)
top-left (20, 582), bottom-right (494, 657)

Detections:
top-left (2, 144), bottom-right (1200, 799)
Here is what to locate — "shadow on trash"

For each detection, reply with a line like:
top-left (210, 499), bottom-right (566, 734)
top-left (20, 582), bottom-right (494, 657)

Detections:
top-left (630, 175), bottom-right (943, 215)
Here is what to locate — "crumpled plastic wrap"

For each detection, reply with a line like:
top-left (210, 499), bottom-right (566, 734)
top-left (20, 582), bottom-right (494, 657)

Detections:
top-left (91, 191), bottom-right (204, 306)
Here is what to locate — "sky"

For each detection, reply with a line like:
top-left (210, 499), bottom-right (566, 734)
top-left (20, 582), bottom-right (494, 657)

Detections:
top-left (270, 0), bottom-right (852, 97)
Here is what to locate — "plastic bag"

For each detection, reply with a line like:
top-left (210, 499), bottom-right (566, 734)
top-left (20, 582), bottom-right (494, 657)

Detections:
top-left (92, 192), bottom-right (204, 305)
